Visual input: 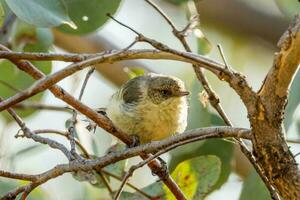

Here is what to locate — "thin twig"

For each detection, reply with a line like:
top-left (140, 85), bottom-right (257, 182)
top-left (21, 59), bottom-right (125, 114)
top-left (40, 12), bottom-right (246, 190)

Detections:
top-left (217, 44), bottom-right (230, 70)
top-left (13, 102), bottom-right (71, 112)
top-left (70, 67), bottom-right (95, 157)
top-left (0, 97), bottom-right (73, 160)
top-left (33, 129), bottom-right (89, 158)
top-left (0, 170), bottom-right (37, 182)
top-left (286, 139), bottom-right (300, 144)
top-left (78, 67), bottom-right (95, 101)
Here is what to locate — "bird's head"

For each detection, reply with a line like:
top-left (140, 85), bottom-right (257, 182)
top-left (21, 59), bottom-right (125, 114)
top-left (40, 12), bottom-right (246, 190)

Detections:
top-left (147, 74), bottom-right (189, 104)
top-left (121, 73), bottom-right (189, 105)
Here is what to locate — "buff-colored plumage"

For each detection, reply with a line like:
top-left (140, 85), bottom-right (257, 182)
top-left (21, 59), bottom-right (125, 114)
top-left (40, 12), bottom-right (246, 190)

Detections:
top-left (106, 73), bottom-right (188, 144)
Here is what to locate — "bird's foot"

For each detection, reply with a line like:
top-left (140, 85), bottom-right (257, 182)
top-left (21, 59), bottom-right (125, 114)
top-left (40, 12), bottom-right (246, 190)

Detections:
top-left (152, 157), bottom-right (169, 181)
top-left (128, 135), bottom-right (140, 148)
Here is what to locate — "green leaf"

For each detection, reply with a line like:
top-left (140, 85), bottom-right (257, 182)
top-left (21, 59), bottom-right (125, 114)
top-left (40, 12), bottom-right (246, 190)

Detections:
top-left (239, 170), bottom-right (271, 200)
top-left (195, 29), bottom-right (212, 55)
top-left (165, 0), bottom-right (189, 5)
top-left (0, 180), bottom-right (16, 196)
top-left (11, 19), bottom-right (54, 52)
top-left (120, 156), bottom-right (221, 200)
top-left (195, 138), bottom-right (233, 190)
top-left (0, 21), bottom-right (52, 122)
top-left (0, 180), bottom-right (48, 200)
top-left (5, 0), bottom-right (76, 28)
top-left (124, 67), bottom-right (145, 79)
top-left (0, 60), bottom-right (48, 122)
top-left (168, 155), bottom-right (221, 199)
top-left (0, 3), bottom-right (4, 26)
top-left (284, 69), bottom-right (300, 133)
top-left (59, 0), bottom-right (121, 35)
top-left (275, 0), bottom-right (300, 19)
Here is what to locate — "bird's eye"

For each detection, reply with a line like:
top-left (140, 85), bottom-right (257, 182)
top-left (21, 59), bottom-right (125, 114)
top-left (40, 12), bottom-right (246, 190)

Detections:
top-left (161, 89), bottom-right (170, 96)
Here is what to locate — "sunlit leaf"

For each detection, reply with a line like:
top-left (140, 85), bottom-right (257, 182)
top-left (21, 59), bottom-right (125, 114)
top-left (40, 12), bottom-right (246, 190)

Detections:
top-left (239, 170), bottom-right (271, 200)
top-left (275, 0), bottom-right (300, 19)
top-left (59, 0), bottom-right (121, 35)
top-left (124, 67), bottom-right (145, 79)
top-left (195, 28), bottom-right (212, 55)
top-left (168, 155), bottom-right (221, 199)
top-left (5, 0), bottom-right (75, 28)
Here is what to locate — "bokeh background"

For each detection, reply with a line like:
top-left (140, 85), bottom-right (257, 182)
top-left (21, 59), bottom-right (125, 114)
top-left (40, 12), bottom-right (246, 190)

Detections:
top-left (0, 0), bottom-right (299, 199)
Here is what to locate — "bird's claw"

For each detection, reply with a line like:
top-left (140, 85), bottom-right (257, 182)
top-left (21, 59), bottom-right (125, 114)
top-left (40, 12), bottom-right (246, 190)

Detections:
top-left (151, 157), bottom-right (169, 181)
top-left (128, 135), bottom-right (140, 148)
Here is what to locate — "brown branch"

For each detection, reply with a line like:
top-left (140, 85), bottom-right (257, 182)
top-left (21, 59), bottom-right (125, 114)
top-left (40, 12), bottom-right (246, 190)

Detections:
top-left (13, 102), bottom-right (71, 112)
top-left (0, 170), bottom-right (37, 182)
top-left (1, 127), bottom-right (250, 199)
top-left (0, 50), bottom-right (98, 62)
top-left (259, 16), bottom-right (300, 107)
top-left (0, 48), bottom-right (229, 112)
top-left (245, 16), bottom-right (300, 199)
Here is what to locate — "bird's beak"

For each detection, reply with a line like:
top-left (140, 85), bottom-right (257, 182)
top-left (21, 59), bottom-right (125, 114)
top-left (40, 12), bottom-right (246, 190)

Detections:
top-left (177, 91), bottom-right (190, 97)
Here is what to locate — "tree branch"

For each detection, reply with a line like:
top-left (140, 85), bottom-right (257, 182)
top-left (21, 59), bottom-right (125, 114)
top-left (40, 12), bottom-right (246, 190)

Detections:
top-left (1, 127), bottom-right (250, 199)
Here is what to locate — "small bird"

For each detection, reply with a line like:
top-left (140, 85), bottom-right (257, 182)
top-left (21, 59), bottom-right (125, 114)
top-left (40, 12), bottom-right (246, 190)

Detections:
top-left (106, 73), bottom-right (189, 144)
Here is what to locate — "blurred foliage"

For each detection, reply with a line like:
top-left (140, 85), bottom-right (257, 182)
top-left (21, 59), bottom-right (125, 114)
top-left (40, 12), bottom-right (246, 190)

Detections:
top-left (0, 3), bottom-right (4, 26)
top-left (124, 67), bottom-right (146, 79)
top-left (165, 0), bottom-right (189, 5)
top-left (59, 0), bottom-right (121, 35)
top-left (275, 0), bottom-right (300, 19)
top-left (4, 0), bottom-right (75, 28)
top-left (285, 70), bottom-right (300, 134)
top-left (0, 60), bottom-right (51, 122)
top-left (239, 170), bottom-right (271, 200)
top-left (0, 19), bottom-right (52, 122)
top-left (120, 155), bottom-right (221, 200)
top-left (0, 180), bottom-right (48, 200)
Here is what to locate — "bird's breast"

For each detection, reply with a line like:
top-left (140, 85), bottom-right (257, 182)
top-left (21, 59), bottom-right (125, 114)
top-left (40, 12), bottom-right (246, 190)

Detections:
top-left (106, 94), bottom-right (187, 144)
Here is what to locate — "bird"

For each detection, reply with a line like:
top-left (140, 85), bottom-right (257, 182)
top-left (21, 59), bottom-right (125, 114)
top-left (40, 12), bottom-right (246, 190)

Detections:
top-left (105, 73), bottom-right (189, 144)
